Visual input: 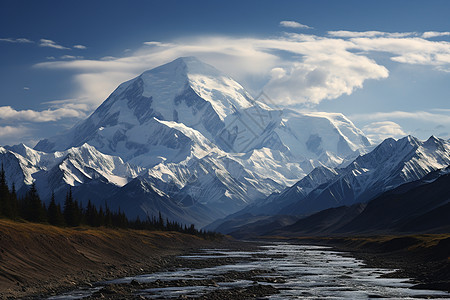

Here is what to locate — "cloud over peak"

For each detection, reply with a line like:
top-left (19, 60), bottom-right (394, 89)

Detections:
top-left (362, 121), bottom-right (406, 143)
top-left (34, 29), bottom-right (450, 112)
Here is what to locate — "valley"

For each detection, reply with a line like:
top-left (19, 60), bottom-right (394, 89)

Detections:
top-left (0, 57), bottom-right (449, 299)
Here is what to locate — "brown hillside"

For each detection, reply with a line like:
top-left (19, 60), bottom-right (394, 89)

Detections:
top-left (0, 219), bottom-right (218, 298)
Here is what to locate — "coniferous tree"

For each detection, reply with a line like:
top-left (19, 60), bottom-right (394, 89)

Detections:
top-left (63, 188), bottom-right (77, 226)
top-left (104, 202), bottom-right (112, 227)
top-left (73, 199), bottom-right (82, 226)
top-left (27, 183), bottom-right (46, 222)
top-left (85, 200), bottom-right (99, 227)
top-left (158, 211), bottom-right (164, 230)
top-left (10, 183), bottom-right (18, 219)
top-left (98, 206), bottom-right (105, 227)
top-left (0, 164), bottom-right (9, 217)
top-left (48, 192), bottom-right (64, 226)
top-left (0, 168), bottom-right (222, 238)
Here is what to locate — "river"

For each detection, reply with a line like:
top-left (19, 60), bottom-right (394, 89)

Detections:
top-left (50, 242), bottom-right (450, 299)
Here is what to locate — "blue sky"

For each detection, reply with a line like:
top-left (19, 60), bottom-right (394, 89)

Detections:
top-left (1, 0), bottom-right (450, 146)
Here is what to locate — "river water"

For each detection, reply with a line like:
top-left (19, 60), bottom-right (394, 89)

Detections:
top-left (50, 242), bottom-right (450, 299)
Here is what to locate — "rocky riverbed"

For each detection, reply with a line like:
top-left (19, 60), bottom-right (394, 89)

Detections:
top-left (50, 243), bottom-right (450, 299)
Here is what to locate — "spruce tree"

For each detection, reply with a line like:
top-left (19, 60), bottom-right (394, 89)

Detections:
top-left (63, 188), bottom-right (76, 226)
top-left (158, 211), bottom-right (164, 230)
top-left (73, 199), bottom-right (82, 226)
top-left (0, 164), bottom-right (8, 217)
top-left (104, 201), bottom-right (112, 227)
top-left (10, 183), bottom-right (18, 219)
top-left (86, 200), bottom-right (98, 227)
top-left (27, 183), bottom-right (46, 222)
top-left (48, 192), bottom-right (64, 226)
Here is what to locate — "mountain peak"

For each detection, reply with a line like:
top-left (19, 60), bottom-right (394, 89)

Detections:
top-left (137, 56), bottom-right (253, 121)
top-left (403, 134), bottom-right (421, 145)
top-left (142, 56), bottom-right (223, 79)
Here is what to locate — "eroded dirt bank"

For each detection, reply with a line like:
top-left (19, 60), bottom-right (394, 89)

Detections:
top-left (0, 219), bottom-right (243, 299)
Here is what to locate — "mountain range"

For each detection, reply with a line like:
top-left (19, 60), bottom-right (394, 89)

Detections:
top-left (226, 165), bottom-right (450, 238)
top-left (207, 135), bottom-right (450, 232)
top-left (1, 57), bottom-right (449, 230)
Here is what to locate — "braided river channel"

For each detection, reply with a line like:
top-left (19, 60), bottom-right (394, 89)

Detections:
top-left (50, 242), bottom-right (450, 299)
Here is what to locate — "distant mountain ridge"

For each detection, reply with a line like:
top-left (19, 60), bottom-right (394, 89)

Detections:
top-left (208, 135), bottom-right (450, 233)
top-left (216, 165), bottom-right (450, 238)
top-left (277, 165), bottom-right (450, 236)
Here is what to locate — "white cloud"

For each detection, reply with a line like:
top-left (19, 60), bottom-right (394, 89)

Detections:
top-left (39, 39), bottom-right (70, 50)
top-left (351, 110), bottom-right (450, 124)
top-left (42, 98), bottom-right (91, 112)
top-left (350, 37), bottom-right (450, 69)
top-left (0, 106), bottom-right (86, 122)
top-left (100, 56), bottom-right (117, 61)
top-left (430, 108), bottom-right (450, 113)
top-left (0, 38), bottom-right (33, 43)
top-left (143, 41), bottom-right (174, 47)
top-left (0, 125), bottom-right (41, 146)
top-left (23, 87), bottom-right (30, 90)
top-left (362, 121), bottom-right (406, 143)
top-left (33, 30), bottom-right (450, 109)
top-left (328, 31), bottom-right (416, 38)
top-left (73, 44), bottom-right (87, 49)
top-left (263, 40), bottom-right (389, 104)
top-left (60, 55), bottom-right (83, 60)
top-left (1, 126), bottom-right (27, 138)
top-left (0, 125), bottom-right (29, 137)
top-left (422, 31), bottom-right (450, 39)
top-left (280, 21), bottom-right (312, 29)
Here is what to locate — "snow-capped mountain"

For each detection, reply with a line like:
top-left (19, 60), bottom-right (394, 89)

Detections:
top-left (0, 57), bottom-right (382, 226)
top-left (35, 57), bottom-right (370, 170)
top-left (1, 143), bottom-right (141, 197)
top-left (34, 57), bottom-right (254, 165)
top-left (274, 135), bottom-right (450, 216)
top-left (207, 135), bottom-right (450, 233)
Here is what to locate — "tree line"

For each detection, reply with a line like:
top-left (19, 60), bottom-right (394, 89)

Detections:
top-left (0, 166), bottom-right (221, 239)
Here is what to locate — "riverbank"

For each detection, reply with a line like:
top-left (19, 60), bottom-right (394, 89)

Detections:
top-left (0, 219), bottom-right (245, 299)
top-left (48, 241), bottom-right (449, 299)
top-left (261, 234), bottom-right (450, 293)
top-left (1, 219), bottom-right (448, 298)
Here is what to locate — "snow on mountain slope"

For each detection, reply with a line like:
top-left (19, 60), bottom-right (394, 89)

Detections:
top-left (0, 146), bottom-right (37, 190)
top-left (144, 148), bottom-right (286, 215)
top-left (29, 56), bottom-right (374, 220)
top-left (218, 107), bottom-right (371, 173)
top-left (2, 143), bottom-right (141, 199)
top-left (274, 110), bottom-right (370, 159)
top-left (208, 135), bottom-right (450, 231)
top-left (278, 135), bottom-right (450, 215)
top-left (35, 57), bottom-right (370, 169)
top-left (34, 57), bottom-right (253, 160)
top-left (227, 164), bottom-right (340, 218)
